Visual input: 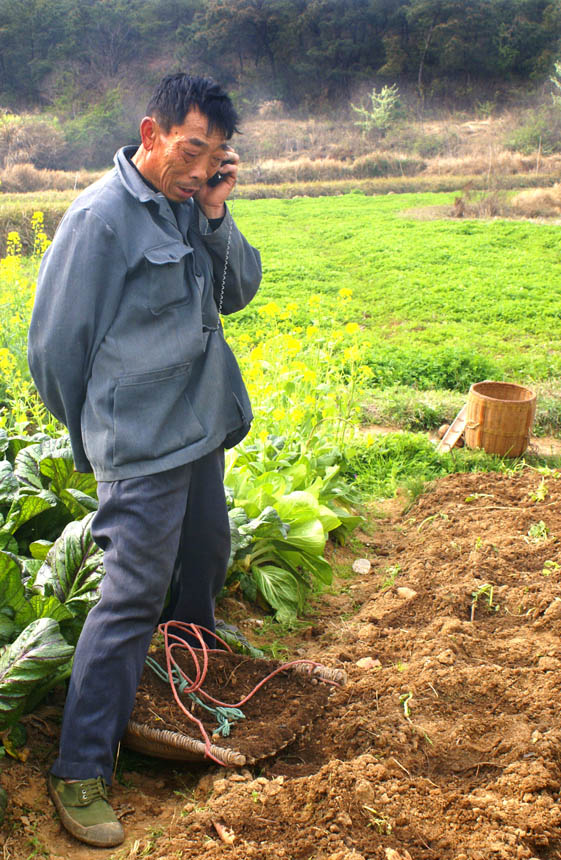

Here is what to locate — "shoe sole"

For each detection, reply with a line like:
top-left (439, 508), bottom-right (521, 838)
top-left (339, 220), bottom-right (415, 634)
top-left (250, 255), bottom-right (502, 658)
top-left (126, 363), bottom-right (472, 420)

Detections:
top-left (47, 776), bottom-right (124, 848)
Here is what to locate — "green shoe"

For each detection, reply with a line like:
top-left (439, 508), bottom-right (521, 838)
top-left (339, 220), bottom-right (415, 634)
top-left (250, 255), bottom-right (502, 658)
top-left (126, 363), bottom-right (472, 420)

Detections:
top-left (48, 773), bottom-right (124, 847)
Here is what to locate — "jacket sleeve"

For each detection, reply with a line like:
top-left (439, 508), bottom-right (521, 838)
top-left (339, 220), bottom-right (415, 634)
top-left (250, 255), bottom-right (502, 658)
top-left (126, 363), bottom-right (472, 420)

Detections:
top-left (28, 207), bottom-right (128, 471)
top-left (199, 205), bottom-right (262, 315)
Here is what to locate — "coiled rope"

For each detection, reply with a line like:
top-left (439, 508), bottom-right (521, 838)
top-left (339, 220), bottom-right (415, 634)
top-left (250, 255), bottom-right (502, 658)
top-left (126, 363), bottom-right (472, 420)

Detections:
top-left (146, 620), bottom-right (342, 766)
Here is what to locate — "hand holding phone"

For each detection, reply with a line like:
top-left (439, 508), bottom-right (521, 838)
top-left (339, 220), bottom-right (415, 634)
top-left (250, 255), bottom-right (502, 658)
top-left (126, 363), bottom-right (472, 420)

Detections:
top-left (207, 158), bottom-right (235, 187)
top-left (196, 148), bottom-right (238, 218)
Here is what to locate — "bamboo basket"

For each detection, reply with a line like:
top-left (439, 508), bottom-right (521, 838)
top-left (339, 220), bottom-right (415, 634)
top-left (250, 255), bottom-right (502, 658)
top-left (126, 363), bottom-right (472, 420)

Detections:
top-left (464, 381), bottom-right (536, 457)
top-left (123, 662), bottom-right (346, 765)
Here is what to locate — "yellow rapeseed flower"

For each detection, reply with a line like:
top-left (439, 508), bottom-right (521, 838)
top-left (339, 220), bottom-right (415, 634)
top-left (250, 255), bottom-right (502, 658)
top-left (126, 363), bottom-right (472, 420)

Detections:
top-left (338, 287), bottom-right (353, 299)
top-left (0, 348), bottom-right (16, 377)
top-left (343, 345), bottom-right (361, 362)
top-left (6, 231), bottom-right (22, 256)
top-left (344, 322), bottom-right (360, 335)
top-left (258, 301), bottom-right (281, 317)
top-left (272, 407), bottom-right (285, 421)
top-left (249, 343), bottom-right (265, 362)
top-left (306, 325), bottom-right (319, 338)
top-left (0, 255), bottom-right (21, 278)
top-left (284, 335), bottom-right (301, 356)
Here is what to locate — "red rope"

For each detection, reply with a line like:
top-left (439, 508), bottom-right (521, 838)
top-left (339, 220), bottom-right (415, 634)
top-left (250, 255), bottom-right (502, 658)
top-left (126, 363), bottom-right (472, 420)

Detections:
top-left (156, 620), bottom-right (340, 766)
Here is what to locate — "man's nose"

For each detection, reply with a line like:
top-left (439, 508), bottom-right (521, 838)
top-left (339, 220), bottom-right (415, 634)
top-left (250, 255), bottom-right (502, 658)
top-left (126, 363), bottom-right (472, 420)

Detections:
top-left (189, 155), bottom-right (212, 181)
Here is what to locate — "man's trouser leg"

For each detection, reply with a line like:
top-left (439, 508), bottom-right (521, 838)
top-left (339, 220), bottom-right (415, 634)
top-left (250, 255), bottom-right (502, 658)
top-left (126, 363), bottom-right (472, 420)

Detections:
top-left (162, 448), bottom-right (230, 644)
top-left (50, 448), bottom-right (229, 784)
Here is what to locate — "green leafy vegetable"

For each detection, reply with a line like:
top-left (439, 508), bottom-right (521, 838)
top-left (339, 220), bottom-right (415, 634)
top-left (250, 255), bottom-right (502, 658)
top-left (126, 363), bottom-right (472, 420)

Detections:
top-left (0, 618), bottom-right (74, 728)
top-left (33, 512), bottom-right (104, 622)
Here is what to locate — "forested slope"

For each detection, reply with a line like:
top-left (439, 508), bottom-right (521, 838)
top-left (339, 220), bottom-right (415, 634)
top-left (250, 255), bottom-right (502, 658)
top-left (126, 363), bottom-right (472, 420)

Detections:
top-left (1, 0), bottom-right (559, 110)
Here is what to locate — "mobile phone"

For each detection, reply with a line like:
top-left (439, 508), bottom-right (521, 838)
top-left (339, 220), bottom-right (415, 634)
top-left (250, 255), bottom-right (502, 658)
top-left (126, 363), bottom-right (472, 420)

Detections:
top-left (207, 159), bottom-right (234, 187)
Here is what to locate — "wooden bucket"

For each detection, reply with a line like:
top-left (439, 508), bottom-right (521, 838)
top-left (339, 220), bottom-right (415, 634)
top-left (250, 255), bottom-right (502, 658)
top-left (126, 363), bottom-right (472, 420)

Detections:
top-left (464, 381), bottom-right (536, 457)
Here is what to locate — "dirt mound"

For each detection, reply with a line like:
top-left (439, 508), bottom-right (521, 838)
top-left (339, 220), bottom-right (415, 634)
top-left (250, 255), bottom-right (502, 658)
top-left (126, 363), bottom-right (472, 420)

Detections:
top-left (2, 468), bottom-right (561, 859)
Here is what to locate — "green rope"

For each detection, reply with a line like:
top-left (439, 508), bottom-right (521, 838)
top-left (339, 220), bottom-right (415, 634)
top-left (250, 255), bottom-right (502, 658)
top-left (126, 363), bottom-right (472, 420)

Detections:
top-left (145, 656), bottom-right (245, 737)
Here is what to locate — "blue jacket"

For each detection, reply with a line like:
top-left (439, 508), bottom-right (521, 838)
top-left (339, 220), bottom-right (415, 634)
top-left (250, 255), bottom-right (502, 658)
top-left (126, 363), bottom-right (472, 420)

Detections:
top-left (28, 146), bottom-right (262, 480)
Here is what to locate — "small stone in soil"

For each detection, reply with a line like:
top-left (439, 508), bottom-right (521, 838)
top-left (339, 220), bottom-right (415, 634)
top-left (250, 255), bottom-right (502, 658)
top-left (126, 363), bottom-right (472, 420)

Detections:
top-left (352, 558), bottom-right (371, 574)
top-left (355, 657), bottom-right (381, 670)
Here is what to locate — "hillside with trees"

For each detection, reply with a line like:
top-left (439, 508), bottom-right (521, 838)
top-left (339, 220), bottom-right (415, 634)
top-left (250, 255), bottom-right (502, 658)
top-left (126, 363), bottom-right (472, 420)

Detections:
top-left (0, 0), bottom-right (560, 169)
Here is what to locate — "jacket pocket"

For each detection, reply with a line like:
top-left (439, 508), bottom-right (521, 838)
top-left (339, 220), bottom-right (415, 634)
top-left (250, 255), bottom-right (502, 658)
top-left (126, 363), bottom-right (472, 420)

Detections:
top-left (112, 362), bottom-right (204, 467)
top-left (144, 241), bottom-right (193, 315)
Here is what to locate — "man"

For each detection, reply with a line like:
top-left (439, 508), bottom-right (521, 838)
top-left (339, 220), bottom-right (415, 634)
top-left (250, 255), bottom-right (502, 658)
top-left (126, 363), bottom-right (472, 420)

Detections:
top-left (28, 73), bottom-right (261, 848)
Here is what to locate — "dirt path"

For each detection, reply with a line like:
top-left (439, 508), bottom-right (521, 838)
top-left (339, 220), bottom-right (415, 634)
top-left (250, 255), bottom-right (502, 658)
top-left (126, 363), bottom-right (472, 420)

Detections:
top-left (2, 468), bottom-right (561, 859)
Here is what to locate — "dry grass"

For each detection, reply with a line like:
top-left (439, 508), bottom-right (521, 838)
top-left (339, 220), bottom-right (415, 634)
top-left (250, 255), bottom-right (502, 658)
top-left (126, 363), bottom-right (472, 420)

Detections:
top-left (2, 106), bottom-right (560, 213)
top-left (510, 184), bottom-right (561, 218)
top-left (423, 150), bottom-right (561, 176)
top-left (404, 182), bottom-right (561, 223)
top-left (0, 162), bottom-right (105, 193)
top-left (239, 151), bottom-right (426, 183)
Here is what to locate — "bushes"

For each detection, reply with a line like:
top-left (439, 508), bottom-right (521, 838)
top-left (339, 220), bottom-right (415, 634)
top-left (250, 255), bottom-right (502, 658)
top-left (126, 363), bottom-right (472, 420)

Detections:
top-left (365, 385), bottom-right (467, 430)
top-left (505, 107), bottom-right (561, 155)
top-left (61, 90), bottom-right (138, 169)
top-left (0, 92), bottom-right (138, 173)
top-left (0, 113), bottom-right (68, 170)
top-left (352, 152), bottom-right (425, 178)
top-left (364, 344), bottom-right (499, 392)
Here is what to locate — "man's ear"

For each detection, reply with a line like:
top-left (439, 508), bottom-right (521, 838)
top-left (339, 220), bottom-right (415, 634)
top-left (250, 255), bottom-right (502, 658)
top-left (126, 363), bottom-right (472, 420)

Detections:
top-left (138, 116), bottom-right (159, 151)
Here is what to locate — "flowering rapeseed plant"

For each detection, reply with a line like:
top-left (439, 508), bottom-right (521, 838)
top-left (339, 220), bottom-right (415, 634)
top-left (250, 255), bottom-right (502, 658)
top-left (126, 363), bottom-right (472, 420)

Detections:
top-left (225, 287), bottom-right (369, 455)
top-left (0, 215), bottom-right (58, 434)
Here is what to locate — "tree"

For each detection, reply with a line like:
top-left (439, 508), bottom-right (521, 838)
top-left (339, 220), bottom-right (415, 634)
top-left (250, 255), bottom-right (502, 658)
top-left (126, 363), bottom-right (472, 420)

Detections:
top-left (351, 83), bottom-right (401, 136)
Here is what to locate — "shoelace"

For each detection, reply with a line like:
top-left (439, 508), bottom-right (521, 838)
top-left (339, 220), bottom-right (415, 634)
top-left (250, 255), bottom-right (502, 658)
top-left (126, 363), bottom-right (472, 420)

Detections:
top-left (78, 777), bottom-right (108, 805)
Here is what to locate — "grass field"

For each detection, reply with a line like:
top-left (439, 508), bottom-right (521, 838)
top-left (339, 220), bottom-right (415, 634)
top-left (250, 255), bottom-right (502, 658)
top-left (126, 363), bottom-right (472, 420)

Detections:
top-left (227, 192), bottom-right (561, 385)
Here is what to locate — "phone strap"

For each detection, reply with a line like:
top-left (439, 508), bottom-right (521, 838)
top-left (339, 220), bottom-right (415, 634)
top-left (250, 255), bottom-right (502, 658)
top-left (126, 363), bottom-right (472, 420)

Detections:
top-left (217, 200), bottom-right (234, 317)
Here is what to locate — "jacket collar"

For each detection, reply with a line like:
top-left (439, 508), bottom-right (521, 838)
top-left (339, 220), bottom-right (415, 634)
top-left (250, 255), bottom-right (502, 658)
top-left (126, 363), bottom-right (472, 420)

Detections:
top-left (114, 145), bottom-right (194, 232)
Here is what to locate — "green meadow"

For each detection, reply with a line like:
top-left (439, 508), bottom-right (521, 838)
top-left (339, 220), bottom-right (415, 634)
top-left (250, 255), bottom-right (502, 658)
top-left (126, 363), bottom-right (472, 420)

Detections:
top-left (230, 192), bottom-right (561, 387)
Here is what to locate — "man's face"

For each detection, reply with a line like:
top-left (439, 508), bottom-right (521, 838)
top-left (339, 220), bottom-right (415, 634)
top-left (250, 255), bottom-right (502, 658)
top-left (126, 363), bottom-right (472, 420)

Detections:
top-left (146, 107), bottom-right (229, 202)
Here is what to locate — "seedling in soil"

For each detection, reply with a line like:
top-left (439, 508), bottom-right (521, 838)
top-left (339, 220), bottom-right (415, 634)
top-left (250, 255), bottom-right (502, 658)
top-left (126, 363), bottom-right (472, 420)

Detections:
top-left (417, 511), bottom-right (449, 531)
top-left (362, 805), bottom-right (392, 835)
top-left (24, 820), bottom-right (51, 860)
top-left (471, 583), bottom-right (498, 621)
top-left (526, 520), bottom-right (550, 542)
top-left (398, 692), bottom-right (433, 745)
top-left (473, 536), bottom-right (483, 551)
top-left (380, 564), bottom-right (401, 590)
top-left (529, 479), bottom-right (549, 502)
top-left (542, 560), bottom-right (560, 576)
top-left (399, 691), bottom-right (413, 719)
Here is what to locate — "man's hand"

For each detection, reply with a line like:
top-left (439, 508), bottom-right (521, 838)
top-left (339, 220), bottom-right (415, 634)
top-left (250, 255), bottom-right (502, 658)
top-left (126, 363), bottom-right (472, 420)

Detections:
top-left (195, 147), bottom-right (239, 220)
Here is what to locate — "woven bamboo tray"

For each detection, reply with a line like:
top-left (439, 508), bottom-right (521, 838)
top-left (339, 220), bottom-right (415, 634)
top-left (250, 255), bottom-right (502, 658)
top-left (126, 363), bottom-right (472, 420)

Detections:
top-left (123, 660), bottom-right (346, 766)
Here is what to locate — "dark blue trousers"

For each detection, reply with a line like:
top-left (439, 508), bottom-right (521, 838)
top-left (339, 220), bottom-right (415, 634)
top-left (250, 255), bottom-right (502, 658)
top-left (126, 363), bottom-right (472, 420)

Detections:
top-left (50, 447), bottom-right (230, 784)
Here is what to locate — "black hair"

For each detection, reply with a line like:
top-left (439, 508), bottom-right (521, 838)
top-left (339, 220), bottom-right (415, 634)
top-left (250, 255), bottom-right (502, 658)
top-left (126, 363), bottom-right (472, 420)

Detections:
top-left (146, 73), bottom-right (240, 138)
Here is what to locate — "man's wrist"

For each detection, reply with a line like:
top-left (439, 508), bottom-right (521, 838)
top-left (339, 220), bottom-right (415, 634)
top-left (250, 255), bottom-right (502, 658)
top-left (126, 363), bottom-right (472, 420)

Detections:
top-left (199, 202), bottom-right (226, 220)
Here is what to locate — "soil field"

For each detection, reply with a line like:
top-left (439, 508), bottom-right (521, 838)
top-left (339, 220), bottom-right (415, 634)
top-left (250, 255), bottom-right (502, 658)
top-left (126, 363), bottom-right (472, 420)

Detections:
top-left (2, 468), bottom-right (561, 860)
